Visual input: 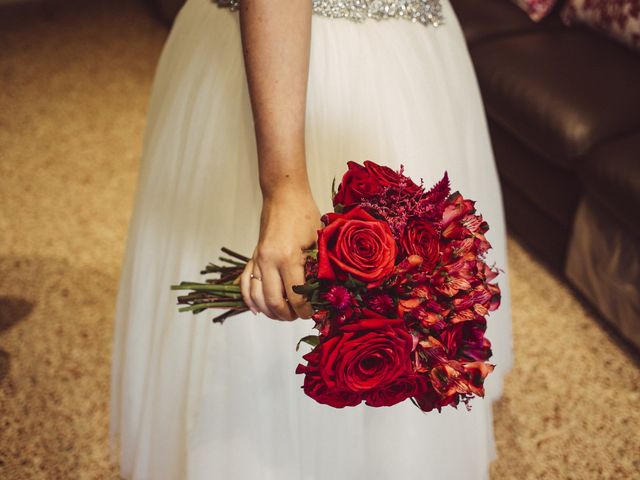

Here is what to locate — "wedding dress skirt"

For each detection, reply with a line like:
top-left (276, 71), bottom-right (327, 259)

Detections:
top-left (109, 0), bottom-right (514, 478)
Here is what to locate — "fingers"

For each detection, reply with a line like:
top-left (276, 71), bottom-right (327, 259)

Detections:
top-left (281, 257), bottom-right (313, 319)
top-left (239, 259), bottom-right (259, 315)
top-left (247, 264), bottom-right (279, 320)
top-left (241, 248), bottom-right (311, 322)
top-left (261, 267), bottom-right (296, 321)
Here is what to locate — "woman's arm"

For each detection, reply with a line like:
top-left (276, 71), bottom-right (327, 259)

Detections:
top-left (237, 0), bottom-right (321, 321)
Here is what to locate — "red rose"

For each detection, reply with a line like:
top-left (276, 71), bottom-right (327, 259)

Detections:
top-left (400, 219), bottom-right (440, 271)
top-left (364, 375), bottom-right (426, 407)
top-left (296, 352), bottom-right (363, 408)
top-left (318, 318), bottom-right (414, 393)
top-left (333, 160), bottom-right (421, 208)
top-left (317, 207), bottom-right (397, 288)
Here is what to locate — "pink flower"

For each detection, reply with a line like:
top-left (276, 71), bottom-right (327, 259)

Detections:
top-left (324, 286), bottom-right (354, 310)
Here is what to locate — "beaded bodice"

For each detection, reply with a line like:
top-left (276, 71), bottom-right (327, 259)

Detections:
top-left (213, 0), bottom-right (443, 28)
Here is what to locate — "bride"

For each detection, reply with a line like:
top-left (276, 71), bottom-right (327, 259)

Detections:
top-left (109, 0), bottom-right (514, 478)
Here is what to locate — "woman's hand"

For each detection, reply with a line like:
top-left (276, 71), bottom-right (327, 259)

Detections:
top-left (239, 185), bottom-right (322, 321)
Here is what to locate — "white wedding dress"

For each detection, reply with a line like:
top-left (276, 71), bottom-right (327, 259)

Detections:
top-left (109, 0), bottom-right (514, 478)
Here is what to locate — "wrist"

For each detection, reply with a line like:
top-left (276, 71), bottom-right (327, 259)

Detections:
top-left (261, 178), bottom-right (314, 204)
top-left (259, 157), bottom-right (313, 201)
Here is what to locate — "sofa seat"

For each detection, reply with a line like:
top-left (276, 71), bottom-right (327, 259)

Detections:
top-left (451, 0), bottom-right (640, 350)
top-left (581, 132), bottom-right (640, 238)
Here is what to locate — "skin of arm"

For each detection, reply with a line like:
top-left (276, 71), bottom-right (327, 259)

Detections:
top-left (237, 0), bottom-right (322, 321)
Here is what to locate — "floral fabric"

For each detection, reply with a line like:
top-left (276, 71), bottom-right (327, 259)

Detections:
top-left (562, 0), bottom-right (640, 50)
top-left (512, 0), bottom-right (558, 22)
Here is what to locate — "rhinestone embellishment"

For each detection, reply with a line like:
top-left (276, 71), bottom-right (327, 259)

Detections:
top-left (213, 0), bottom-right (443, 28)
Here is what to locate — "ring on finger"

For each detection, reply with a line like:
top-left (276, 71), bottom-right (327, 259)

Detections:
top-left (249, 273), bottom-right (262, 281)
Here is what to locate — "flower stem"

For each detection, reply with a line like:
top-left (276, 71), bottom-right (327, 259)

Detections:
top-left (178, 301), bottom-right (245, 312)
top-left (170, 283), bottom-right (241, 293)
top-left (220, 247), bottom-right (250, 262)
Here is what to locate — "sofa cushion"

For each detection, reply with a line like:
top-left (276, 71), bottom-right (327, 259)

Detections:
top-left (580, 132), bottom-right (640, 238)
top-left (562, 0), bottom-right (640, 51)
top-left (451, 0), bottom-right (563, 45)
top-left (470, 29), bottom-right (640, 169)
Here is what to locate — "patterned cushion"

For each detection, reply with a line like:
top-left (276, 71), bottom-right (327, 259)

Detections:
top-left (511, 0), bottom-right (558, 22)
top-left (562, 0), bottom-right (640, 51)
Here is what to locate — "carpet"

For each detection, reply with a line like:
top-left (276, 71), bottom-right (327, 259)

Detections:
top-left (0, 1), bottom-right (638, 478)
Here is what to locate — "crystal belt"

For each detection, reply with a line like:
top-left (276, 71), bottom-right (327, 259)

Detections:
top-left (213, 0), bottom-right (444, 28)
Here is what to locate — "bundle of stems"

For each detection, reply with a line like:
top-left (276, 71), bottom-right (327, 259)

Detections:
top-left (170, 247), bottom-right (250, 324)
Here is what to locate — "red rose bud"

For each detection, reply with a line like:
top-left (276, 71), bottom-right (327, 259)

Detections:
top-left (333, 161), bottom-right (421, 210)
top-left (317, 207), bottom-right (397, 288)
top-left (333, 161), bottom-right (385, 208)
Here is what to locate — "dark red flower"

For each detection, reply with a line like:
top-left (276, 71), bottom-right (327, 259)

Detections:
top-left (296, 352), bottom-right (362, 408)
top-left (317, 318), bottom-right (414, 393)
top-left (304, 256), bottom-right (319, 280)
top-left (311, 309), bottom-right (332, 337)
top-left (440, 321), bottom-right (492, 361)
top-left (366, 293), bottom-right (395, 316)
top-left (333, 160), bottom-right (421, 209)
top-left (441, 192), bottom-right (476, 230)
top-left (462, 361), bottom-right (495, 397)
top-left (317, 207), bottom-right (397, 288)
top-left (400, 219), bottom-right (440, 271)
top-left (324, 286), bottom-right (354, 310)
top-left (364, 375), bottom-right (425, 407)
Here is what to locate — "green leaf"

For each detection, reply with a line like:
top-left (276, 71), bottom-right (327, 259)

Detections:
top-left (331, 177), bottom-right (337, 199)
top-left (343, 274), bottom-right (366, 291)
top-left (293, 282), bottom-right (320, 295)
top-left (296, 335), bottom-right (320, 352)
top-left (302, 248), bottom-right (318, 260)
top-left (334, 203), bottom-right (344, 214)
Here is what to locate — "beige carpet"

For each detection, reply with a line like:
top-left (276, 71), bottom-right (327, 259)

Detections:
top-left (1, 1), bottom-right (639, 479)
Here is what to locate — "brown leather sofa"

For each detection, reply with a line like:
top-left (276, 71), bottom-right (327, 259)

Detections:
top-left (450, 0), bottom-right (640, 351)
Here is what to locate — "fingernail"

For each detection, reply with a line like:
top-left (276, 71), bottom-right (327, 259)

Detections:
top-left (250, 307), bottom-right (258, 315)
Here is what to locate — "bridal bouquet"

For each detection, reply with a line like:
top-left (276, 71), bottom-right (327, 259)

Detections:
top-left (171, 160), bottom-right (501, 413)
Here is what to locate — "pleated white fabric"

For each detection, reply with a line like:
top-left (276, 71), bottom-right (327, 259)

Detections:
top-left (109, 0), bottom-right (514, 478)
